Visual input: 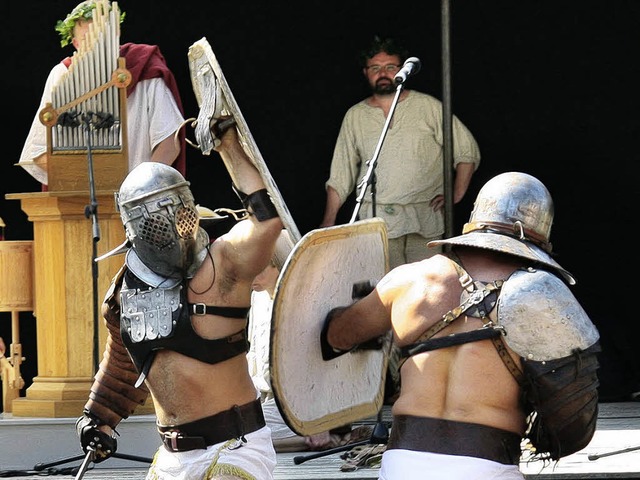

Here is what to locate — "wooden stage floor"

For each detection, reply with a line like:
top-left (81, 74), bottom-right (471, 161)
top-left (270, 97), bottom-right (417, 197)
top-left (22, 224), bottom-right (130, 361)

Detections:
top-left (0, 402), bottom-right (638, 479)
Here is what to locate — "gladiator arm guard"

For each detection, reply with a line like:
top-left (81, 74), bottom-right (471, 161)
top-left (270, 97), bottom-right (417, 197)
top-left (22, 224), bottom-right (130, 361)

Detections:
top-left (83, 267), bottom-right (150, 429)
top-left (232, 185), bottom-right (279, 221)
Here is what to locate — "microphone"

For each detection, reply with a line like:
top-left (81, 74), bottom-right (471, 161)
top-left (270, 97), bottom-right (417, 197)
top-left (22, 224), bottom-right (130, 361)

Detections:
top-left (57, 111), bottom-right (80, 128)
top-left (394, 57), bottom-right (421, 84)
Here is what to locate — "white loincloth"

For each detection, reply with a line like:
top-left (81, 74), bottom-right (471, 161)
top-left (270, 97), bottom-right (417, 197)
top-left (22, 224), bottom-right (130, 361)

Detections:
top-left (379, 449), bottom-right (524, 480)
top-left (145, 426), bottom-right (276, 480)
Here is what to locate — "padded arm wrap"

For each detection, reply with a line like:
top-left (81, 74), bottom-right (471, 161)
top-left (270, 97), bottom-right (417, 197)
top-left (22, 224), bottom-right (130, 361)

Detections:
top-left (84, 269), bottom-right (150, 429)
top-left (320, 307), bottom-right (353, 361)
top-left (233, 186), bottom-right (279, 221)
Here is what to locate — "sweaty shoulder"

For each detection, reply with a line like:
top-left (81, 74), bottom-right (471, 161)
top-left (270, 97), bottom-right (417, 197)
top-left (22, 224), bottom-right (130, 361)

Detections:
top-left (377, 254), bottom-right (452, 296)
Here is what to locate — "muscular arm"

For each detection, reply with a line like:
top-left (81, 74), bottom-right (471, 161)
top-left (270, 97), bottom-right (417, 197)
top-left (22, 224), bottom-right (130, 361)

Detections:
top-left (213, 126), bottom-right (283, 282)
top-left (326, 260), bottom-right (428, 352)
top-left (326, 287), bottom-right (392, 352)
top-left (215, 127), bottom-right (265, 196)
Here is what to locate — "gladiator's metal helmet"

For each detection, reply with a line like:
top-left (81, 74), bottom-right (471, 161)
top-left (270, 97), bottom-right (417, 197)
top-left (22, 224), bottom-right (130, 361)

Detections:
top-left (428, 171), bottom-right (575, 284)
top-left (116, 162), bottom-right (209, 286)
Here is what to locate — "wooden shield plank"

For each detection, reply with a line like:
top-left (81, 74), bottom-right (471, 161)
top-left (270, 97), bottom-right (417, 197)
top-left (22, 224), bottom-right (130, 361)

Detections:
top-left (270, 218), bottom-right (389, 436)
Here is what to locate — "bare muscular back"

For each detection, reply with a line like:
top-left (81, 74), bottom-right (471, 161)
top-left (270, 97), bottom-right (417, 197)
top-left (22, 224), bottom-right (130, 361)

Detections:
top-left (321, 248), bottom-right (531, 436)
top-left (388, 250), bottom-right (528, 435)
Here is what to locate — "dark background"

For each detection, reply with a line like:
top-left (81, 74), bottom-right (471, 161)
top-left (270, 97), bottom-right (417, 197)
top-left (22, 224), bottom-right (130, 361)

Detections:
top-left (1, 1), bottom-right (638, 410)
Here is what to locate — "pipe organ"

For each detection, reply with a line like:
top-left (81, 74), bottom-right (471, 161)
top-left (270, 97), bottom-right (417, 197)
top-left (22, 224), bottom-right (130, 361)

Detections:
top-left (38, 0), bottom-right (129, 193)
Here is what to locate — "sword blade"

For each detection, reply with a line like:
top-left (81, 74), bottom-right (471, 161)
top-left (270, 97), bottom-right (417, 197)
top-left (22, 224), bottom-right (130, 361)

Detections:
top-left (74, 449), bottom-right (95, 480)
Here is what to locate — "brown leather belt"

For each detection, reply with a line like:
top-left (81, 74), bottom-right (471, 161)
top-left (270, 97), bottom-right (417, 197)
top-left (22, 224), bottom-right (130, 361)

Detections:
top-left (388, 414), bottom-right (522, 465)
top-left (157, 399), bottom-right (265, 452)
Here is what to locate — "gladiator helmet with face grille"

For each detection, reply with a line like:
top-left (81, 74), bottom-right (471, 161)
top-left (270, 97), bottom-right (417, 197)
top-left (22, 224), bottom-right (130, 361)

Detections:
top-left (116, 162), bottom-right (209, 283)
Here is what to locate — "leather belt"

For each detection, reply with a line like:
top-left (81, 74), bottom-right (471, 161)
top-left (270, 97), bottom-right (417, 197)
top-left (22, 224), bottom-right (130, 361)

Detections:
top-left (157, 399), bottom-right (265, 452)
top-left (388, 414), bottom-right (522, 465)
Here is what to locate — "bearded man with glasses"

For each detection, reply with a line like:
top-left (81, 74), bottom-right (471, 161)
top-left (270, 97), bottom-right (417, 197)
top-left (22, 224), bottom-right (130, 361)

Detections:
top-left (320, 35), bottom-right (481, 272)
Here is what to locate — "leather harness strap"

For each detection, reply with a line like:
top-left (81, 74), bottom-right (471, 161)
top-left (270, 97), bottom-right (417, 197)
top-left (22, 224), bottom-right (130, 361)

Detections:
top-left (491, 336), bottom-right (524, 386)
top-left (188, 303), bottom-right (250, 318)
top-left (399, 254), bottom-right (524, 386)
top-left (451, 258), bottom-right (524, 385)
top-left (400, 327), bottom-right (502, 358)
top-left (424, 278), bottom-right (503, 338)
top-left (451, 257), bottom-right (525, 384)
top-left (401, 257), bottom-right (503, 355)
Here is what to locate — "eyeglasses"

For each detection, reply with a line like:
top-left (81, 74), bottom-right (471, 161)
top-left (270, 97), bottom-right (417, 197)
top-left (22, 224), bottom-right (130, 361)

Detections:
top-left (366, 64), bottom-right (400, 74)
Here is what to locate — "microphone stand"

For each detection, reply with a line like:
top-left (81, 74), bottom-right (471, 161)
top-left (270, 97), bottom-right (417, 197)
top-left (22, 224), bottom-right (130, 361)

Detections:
top-left (82, 112), bottom-right (102, 375)
top-left (349, 81), bottom-right (406, 224)
top-left (294, 83), bottom-right (405, 468)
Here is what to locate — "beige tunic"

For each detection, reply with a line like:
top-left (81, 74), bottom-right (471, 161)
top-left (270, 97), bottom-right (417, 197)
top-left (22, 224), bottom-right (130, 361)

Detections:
top-left (326, 90), bottom-right (480, 238)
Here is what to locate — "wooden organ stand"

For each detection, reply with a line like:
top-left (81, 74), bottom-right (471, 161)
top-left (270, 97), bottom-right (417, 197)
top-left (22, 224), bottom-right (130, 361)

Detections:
top-left (4, 1), bottom-right (156, 416)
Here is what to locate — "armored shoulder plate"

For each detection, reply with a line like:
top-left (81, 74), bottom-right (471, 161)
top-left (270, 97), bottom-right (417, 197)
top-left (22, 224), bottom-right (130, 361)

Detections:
top-left (497, 268), bottom-right (599, 361)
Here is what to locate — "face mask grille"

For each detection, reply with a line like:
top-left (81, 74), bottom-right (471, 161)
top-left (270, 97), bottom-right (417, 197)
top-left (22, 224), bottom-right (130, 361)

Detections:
top-left (138, 214), bottom-right (173, 248)
top-left (175, 205), bottom-right (199, 238)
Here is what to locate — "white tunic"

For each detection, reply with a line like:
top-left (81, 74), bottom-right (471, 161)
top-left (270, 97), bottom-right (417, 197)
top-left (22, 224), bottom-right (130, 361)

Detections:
top-left (18, 61), bottom-right (184, 185)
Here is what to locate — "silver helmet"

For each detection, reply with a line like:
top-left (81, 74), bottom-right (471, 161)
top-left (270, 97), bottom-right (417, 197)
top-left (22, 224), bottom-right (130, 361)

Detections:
top-left (428, 171), bottom-right (575, 284)
top-left (116, 162), bottom-right (209, 285)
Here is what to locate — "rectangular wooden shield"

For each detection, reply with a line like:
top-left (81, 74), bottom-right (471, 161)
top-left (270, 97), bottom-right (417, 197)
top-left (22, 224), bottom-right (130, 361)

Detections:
top-left (187, 37), bottom-right (300, 241)
top-left (270, 218), bottom-right (390, 436)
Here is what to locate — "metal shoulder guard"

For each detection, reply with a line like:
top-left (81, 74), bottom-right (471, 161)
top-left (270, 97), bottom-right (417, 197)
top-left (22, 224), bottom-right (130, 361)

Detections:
top-left (497, 267), bottom-right (601, 460)
top-left (497, 267), bottom-right (599, 361)
top-left (84, 266), bottom-right (150, 429)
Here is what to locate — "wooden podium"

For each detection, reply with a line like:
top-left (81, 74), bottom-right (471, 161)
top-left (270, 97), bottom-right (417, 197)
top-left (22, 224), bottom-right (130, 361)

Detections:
top-left (4, 53), bottom-right (135, 416)
top-left (4, 191), bottom-right (131, 417)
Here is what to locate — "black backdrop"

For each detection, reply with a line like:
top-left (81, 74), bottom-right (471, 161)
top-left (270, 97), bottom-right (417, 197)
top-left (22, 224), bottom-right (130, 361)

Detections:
top-left (1, 1), bottom-right (639, 408)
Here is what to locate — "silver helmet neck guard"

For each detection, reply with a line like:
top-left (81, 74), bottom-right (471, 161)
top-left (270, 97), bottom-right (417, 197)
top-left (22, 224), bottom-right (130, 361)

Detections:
top-left (429, 171), bottom-right (575, 285)
top-left (117, 162), bottom-right (209, 284)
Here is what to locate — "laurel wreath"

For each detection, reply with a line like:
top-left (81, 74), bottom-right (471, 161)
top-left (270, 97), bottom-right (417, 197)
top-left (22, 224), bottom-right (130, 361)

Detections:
top-left (55, 1), bottom-right (125, 48)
